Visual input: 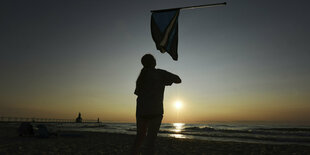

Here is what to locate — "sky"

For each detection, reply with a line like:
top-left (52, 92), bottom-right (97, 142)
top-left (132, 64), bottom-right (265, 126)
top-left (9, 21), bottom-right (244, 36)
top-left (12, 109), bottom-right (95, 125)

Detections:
top-left (1, 0), bottom-right (310, 124)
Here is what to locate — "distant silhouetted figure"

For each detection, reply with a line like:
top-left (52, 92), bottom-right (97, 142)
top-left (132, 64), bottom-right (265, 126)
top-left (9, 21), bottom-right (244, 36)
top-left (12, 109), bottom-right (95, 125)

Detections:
top-left (131, 54), bottom-right (181, 155)
top-left (76, 112), bottom-right (82, 123)
top-left (18, 122), bottom-right (34, 136)
top-left (36, 124), bottom-right (50, 138)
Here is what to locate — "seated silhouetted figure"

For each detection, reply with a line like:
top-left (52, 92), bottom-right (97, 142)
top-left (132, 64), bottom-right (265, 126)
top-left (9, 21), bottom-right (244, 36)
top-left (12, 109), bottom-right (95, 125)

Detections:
top-left (131, 54), bottom-right (181, 155)
top-left (76, 112), bottom-right (82, 123)
top-left (36, 124), bottom-right (50, 138)
top-left (18, 122), bottom-right (34, 136)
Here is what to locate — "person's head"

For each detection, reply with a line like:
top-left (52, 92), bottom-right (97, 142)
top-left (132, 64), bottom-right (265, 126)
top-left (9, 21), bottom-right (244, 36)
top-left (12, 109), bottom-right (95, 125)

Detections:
top-left (141, 54), bottom-right (156, 68)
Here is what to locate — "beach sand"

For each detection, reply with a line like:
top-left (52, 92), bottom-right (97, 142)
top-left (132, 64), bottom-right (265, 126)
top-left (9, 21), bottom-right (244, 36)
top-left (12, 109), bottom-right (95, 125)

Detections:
top-left (0, 123), bottom-right (309, 154)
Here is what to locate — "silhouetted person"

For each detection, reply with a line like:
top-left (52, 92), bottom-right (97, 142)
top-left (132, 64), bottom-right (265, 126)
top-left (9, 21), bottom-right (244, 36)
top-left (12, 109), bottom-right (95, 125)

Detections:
top-left (18, 122), bottom-right (34, 136)
top-left (131, 54), bottom-right (181, 155)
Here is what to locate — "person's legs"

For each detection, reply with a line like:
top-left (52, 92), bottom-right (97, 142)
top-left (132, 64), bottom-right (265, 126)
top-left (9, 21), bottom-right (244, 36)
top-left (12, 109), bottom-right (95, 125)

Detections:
top-left (131, 117), bottom-right (148, 155)
top-left (142, 115), bottom-right (163, 155)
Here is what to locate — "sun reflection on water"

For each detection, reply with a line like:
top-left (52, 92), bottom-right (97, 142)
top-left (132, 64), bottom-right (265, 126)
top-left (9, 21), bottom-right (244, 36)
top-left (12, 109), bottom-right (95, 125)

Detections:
top-left (171, 134), bottom-right (186, 138)
top-left (169, 123), bottom-right (186, 138)
top-left (172, 123), bottom-right (185, 133)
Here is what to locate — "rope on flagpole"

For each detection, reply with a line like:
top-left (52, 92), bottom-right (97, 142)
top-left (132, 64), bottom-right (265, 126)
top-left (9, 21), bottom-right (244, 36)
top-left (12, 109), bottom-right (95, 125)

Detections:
top-left (151, 2), bottom-right (227, 13)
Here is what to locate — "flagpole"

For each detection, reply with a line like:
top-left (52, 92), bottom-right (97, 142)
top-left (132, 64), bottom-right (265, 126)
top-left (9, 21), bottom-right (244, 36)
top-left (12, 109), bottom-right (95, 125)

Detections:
top-left (151, 2), bottom-right (227, 13)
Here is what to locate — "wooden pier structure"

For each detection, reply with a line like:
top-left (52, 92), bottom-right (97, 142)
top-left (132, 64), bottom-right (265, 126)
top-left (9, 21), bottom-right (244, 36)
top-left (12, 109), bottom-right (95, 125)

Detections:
top-left (0, 116), bottom-right (98, 123)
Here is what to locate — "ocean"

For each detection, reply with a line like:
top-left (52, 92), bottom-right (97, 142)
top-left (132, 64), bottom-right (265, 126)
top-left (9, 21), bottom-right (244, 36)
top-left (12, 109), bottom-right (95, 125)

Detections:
top-left (54, 122), bottom-right (310, 146)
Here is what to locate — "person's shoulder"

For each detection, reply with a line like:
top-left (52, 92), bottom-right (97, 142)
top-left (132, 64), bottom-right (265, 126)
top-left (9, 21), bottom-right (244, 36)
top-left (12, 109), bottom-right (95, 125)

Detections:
top-left (155, 68), bottom-right (170, 74)
top-left (155, 68), bottom-right (165, 72)
top-left (156, 68), bottom-right (171, 72)
top-left (156, 69), bottom-right (176, 77)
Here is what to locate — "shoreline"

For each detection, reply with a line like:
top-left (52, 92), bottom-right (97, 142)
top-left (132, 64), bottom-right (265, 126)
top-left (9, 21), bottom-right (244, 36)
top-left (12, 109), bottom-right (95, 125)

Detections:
top-left (1, 123), bottom-right (310, 154)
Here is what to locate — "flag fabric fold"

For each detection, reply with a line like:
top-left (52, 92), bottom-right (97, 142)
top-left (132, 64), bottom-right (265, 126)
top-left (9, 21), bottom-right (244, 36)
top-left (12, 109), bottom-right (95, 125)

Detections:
top-left (151, 10), bottom-right (180, 61)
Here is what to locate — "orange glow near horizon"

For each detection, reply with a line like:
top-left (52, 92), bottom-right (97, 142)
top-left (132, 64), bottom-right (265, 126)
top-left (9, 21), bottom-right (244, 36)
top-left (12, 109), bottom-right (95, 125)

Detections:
top-left (1, 92), bottom-right (310, 124)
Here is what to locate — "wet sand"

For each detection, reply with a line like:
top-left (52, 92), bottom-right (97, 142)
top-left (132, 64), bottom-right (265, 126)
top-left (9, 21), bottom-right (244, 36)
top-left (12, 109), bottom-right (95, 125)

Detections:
top-left (0, 123), bottom-right (309, 154)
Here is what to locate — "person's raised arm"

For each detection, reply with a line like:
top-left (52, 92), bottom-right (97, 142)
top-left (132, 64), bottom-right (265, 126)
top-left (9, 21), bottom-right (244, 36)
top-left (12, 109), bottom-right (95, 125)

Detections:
top-left (163, 70), bottom-right (182, 85)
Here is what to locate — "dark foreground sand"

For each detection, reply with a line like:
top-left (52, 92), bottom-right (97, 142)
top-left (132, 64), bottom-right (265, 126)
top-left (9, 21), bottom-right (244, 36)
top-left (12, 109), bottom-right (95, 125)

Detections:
top-left (0, 123), bottom-right (309, 154)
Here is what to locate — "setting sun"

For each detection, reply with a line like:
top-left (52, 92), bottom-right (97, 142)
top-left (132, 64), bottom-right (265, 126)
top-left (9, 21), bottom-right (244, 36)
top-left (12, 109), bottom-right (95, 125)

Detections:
top-left (174, 100), bottom-right (182, 110)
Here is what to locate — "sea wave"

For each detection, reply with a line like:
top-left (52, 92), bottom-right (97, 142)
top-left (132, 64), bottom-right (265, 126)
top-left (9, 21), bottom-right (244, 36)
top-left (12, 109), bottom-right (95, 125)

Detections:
top-left (182, 126), bottom-right (310, 137)
top-left (55, 122), bottom-right (310, 145)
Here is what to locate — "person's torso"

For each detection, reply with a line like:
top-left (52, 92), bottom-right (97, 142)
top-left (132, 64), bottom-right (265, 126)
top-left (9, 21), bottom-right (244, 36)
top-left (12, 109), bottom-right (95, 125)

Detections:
top-left (136, 69), bottom-right (167, 115)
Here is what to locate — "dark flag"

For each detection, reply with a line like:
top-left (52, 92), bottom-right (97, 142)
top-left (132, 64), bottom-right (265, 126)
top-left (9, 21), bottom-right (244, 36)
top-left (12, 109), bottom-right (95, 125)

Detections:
top-left (151, 10), bottom-right (180, 61)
